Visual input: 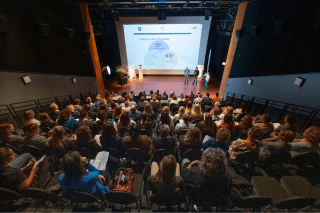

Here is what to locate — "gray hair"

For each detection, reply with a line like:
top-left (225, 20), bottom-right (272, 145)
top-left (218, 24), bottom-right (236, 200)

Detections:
top-left (199, 148), bottom-right (228, 177)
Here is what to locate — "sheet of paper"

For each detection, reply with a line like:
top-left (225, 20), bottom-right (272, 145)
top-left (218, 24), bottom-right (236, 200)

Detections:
top-left (273, 123), bottom-right (281, 130)
top-left (92, 151), bottom-right (109, 171)
top-left (90, 159), bottom-right (100, 169)
top-left (95, 135), bottom-right (101, 141)
top-left (35, 155), bottom-right (46, 166)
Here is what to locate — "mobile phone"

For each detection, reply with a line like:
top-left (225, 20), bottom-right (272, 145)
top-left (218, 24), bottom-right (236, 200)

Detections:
top-left (112, 119), bottom-right (114, 123)
top-left (107, 119), bottom-right (110, 122)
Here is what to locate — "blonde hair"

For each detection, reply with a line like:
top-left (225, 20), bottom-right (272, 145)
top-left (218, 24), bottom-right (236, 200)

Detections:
top-left (192, 104), bottom-right (202, 116)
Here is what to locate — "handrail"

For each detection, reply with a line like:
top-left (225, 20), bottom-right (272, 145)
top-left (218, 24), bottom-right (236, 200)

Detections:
top-left (226, 92), bottom-right (319, 133)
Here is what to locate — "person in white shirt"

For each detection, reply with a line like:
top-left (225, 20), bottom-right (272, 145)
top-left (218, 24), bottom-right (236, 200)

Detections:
top-left (177, 93), bottom-right (185, 102)
top-left (169, 95), bottom-right (179, 106)
top-left (122, 101), bottom-right (131, 113)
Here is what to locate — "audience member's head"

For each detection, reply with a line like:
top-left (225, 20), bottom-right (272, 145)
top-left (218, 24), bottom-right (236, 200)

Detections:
top-left (59, 109), bottom-right (72, 121)
top-left (186, 101), bottom-right (193, 110)
top-left (117, 97), bottom-right (123, 105)
top-left (184, 126), bottom-right (202, 146)
top-left (67, 104), bottom-right (75, 112)
top-left (223, 114), bottom-right (234, 126)
top-left (111, 102), bottom-right (116, 109)
top-left (96, 110), bottom-right (107, 121)
top-left (144, 103), bottom-right (153, 117)
top-left (248, 126), bottom-right (264, 140)
top-left (182, 113), bottom-right (190, 124)
top-left (26, 123), bottom-right (40, 136)
top-left (215, 93), bottom-right (219, 98)
top-left (199, 147), bottom-right (228, 177)
top-left (39, 112), bottom-right (51, 126)
top-left (113, 106), bottom-right (123, 118)
top-left (155, 155), bottom-right (178, 193)
top-left (225, 106), bottom-right (233, 115)
top-left (0, 122), bottom-right (14, 140)
top-left (99, 102), bottom-right (107, 111)
top-left (125, 101), bottom-right (129, 107)
top-left (162, 95), bottom-right (167, 100)
top-left (212, 107), bottom-right (220, 115)
top-left (130, 124), bottom-right (140, 139)
top-left (79, 109), bottom-right (88, 119)
top-left (238, 102), bottom-right (247, 114)
top-left (149, 90), bottom-right (153, 95)
top-left (284, 114), bottom-right (298, 125)
top-left (160, 111), bottom-right (171, 125)
top-left (140, 96), bottom-right (145, 102)
top-left (24, 110), bottom-right (35, 123)
top-left (178, 106), bottom-right (185, 117)
top-left (225, 101), bottom-right (232, 107)
top-left (75, 125), bottom-right (92, 142)
top-left (192, 104), bottom-right (201, 115)
top-left (101, 122), bottom-right (118, 141)
top-left (48, 126), bottom-right (67, 151)
top-left (303, 126), bottom-right (320, 143)
top-left (129, 96), bottom-right (134, 102)
top-left (159, 124), bottom-right (170, 139)
top-left (238, 114), bottom-right (253, 131)
top-left (86, 97), bottom-right (92, 104)
top-left (0, 147), bottom-right (14, 167)
top-left (173, 95), bottom-right (177, 100)
top-left (50, 103), bottom-right (59, 111)
top-left (216, 128), bottom-right (230, 143)
top-left (162, 106), bottom-right (170, 116)
top-left (73, 98), bottom-right (81, 106)
top-left (278, 129), bottom-right (295, 143)
top-left (120, 111), bottom-right (131, 127)
top-left (204, 113), bottom-right (217, 132)
top-left (131, 105), bottom-right (137, 113)
top-left (180, 93), bottom-right (184, 99)
top-left (206, 93), bottom-right (210, 97)
top-left (61, 151), bottom-right (88, 183)
top-left (140, 111), bottom-right (148, 121)
top-left (84, 104), bottom-right (91, 112)
top-left (260, 114), bottom-right (271, 124)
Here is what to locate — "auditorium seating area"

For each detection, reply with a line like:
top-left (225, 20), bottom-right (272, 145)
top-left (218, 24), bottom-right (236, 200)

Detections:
top-left (0, 90), bottom-right (320, 212)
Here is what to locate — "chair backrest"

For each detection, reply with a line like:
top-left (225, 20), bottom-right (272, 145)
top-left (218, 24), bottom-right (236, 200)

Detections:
top-left (0, 187), bottom-right (22, 201)
top-left (152, 107), bottom-right (158, 114)
top-left (23, 145), bottom-right (44, 159)
top-left (238, 131), bottom-right (248, 140)
top-left (22, 187), bottom-right (61, 204)
top-left (178, 101), bottom-right (186, 106)
top-left (105, 190), bottom-right (137, 205)
top-left (152, 149), bottom-right (170, 164)
top-left (235, 151), bottom-right (259, 165)
top-left (264, 150), bottom-right (292, 165)
top-left (0, 142), bottom-right (22, 155)
top-left (138, 107), bottom-right (144, 112)
top-left (107, 148), bottom-right (119, 158)
top-left (64, 127), bottom-right (74, 134)
top-left (290, 152), bottom-right (320, 167)
top-left (182, 149), bottom-right (202, 162)
top-left (125, 148), bottom-right (149, 163)
top-left (77, 146), bottom-right (97, 159)
top-left (178, 129), bottom-right (188, 138)
top-left (139, 129), bottom-right (151, 137)
top-left (119, 128), bottom-right (130, 138)
top-left (40, 126), bottom-right (52, 133)
top-left (161, 103), bottom-right (168, 107)
top-left (63, 191), bottom-right (100, 204)
top-left (171, 106), bottom-right (179, 114)
top-left (170, 104), bottom-right (178, 109)
top-left (191, 119), bottom-right (202, 125)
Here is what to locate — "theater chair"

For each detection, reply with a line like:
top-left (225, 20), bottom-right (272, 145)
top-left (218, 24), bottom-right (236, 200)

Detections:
top-left (251, 176), bottom-right (316, 211)
top-left (63, 191), bottom-right (107, 211)
top-left (0, 187), bottom-right (25, 212)
top-left (181, 149), bottom-right (202, 163)
top-left (230, 151), bottom-right (262, 180)
top-left (23, 145), bottom-right (45, 159)
top-left (280, 176), bottom-right (320, 209)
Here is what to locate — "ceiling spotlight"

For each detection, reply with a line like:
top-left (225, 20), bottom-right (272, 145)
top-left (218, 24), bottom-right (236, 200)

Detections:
top-left (202, 0), bottom-right (206, 5)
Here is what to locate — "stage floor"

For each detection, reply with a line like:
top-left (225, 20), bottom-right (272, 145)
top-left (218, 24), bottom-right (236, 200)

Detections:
top-left (104, 75), bottom-right (220, 98)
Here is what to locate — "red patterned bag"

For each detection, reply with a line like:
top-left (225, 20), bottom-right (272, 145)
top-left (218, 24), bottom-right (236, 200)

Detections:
top-left (110, 168), bottom-right (134, 192)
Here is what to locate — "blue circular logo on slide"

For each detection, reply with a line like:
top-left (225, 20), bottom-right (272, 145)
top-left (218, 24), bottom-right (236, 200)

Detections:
top-left (144, 50), bottom-right (164, 69)
top-left (149, 40), bottom-right (169, 53)
top-left (138, 27), bottom-right (142, 31)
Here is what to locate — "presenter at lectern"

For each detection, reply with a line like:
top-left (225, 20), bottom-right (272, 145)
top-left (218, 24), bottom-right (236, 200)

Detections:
top-left (139, 65), bottom-right (143, 80)
top-left (184, 66), bottom-right (190, 85)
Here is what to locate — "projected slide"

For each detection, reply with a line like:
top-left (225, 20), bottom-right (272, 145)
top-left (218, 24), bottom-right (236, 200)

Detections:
top-left (123, 24), bottom-right (202, 70)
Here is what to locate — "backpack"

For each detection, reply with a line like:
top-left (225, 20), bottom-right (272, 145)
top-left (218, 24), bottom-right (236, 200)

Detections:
top-left (110, 168), bottom-right (134, 192)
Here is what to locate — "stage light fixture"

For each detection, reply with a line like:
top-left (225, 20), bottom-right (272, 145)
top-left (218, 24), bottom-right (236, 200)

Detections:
top-left (202, 0), bottom-right (206, 5)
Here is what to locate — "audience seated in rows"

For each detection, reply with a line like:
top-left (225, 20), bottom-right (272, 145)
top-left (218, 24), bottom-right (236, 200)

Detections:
top-left (175, 113), bottom-right (194, 134)
top-left (177, 93), bottom-right (185, 102)
top-left (0, 122), bottom-right (24, 148)
top-left (197, 113), bottom-right (217, 137)
top-left (185, 101), bottom-right (193, 114)
top-left (99, 122), bottom-right (125, 155)
top-left (75, 125), bottom-right (101, 152)
top-left (190, 104), bottom-right (204, 122)
top-left (253, 114), bottom-right (274, 133)
top-left (48, 126), bottom-right (75, 160)
top-left (118, 111), bottom-right (136, 130)
top-left (24, 123), bottom-right (48, 150)
top-left (179, 126), bottom-right (202, 156)
top-left (58, 108), bottom-right (79, 132)
top-left (137, 112), bottom-right (153, 132)
top-left (49, 103), bottom-right (60, 121)
top-left (203, 128), bottom-right (230, 155)
top-left (130, 105), bottom-right (141, 120)
top-left (236, 114), bottom-right (253, 134)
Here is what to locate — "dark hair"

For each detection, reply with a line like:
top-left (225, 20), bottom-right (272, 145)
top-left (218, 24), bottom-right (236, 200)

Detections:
top-left (262, 114), bottom-right (271, 123)
top-left (26, 122), bottom-right (39, 136)
top-left (144, 103), bottom-right (153, 117)
top-left (61, 151), bottom-right (88, 183)
top-left (173, 95), bottom-right (177, 100)
top-left (140, 111), bottom-right (148, 121)
top-left (206, 93), bottom-right (210, 97)
top-left (96, 110), bottom-right (107, 121)
top-left (84, 104), bottom-right (91, 112)
top-left (0, 122), bottom-right (12, 140)
top-left (59, 109), bottom-right (71, 121)
top-left (225, 101), bottom-right (232, 107)
top-left (79, 109), bottom-right (88, 118)
top-left (150, 90), bottom-right (153, 94)
top-left (160, 111), bottom-right (171, 125)
top-left (182, 113), bottom-right (190, 126)
top-left (111, 102), bottom-right (116, 109)
top-left (239, 102), bottom-right (247, 114)
top-left (39, 112), bottom-right (51, 126)
top-left (223, 114), bottom-right (234, 126)
top-left (100, 122), bottom-right (117, 141)
top-left (24, 110), bottom-right (35, 123)
top-left (48, 126), bottom-right (68, 152)
top-left (186, 101), bottom-right (193, 110)
top-left (73, 98), bottom-right (81, 105)
top-left (75, 125), bottom-right (92, 144)
top-left (117, 97), bottom-right (123, 104)
top-left (99, 103), bottom-right (107, 111)
top-left (285, 114), bottom-right (297, 124)
top-left (155, 155), bottom-right (178, 194)
top-left (215, 93), bottom-right (219, 97)
top-left (120, 111), bottom-right (131, 127)
top-left (130, 124), bottom-right (140, 139)
top-left (0, 147), bottom-right (13, 166)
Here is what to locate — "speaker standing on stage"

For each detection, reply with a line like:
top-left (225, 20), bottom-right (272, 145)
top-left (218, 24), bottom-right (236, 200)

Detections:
top-left (193, 67), bottom-right (199, 85)
top-left (184, 66), bottom-right (190, 85)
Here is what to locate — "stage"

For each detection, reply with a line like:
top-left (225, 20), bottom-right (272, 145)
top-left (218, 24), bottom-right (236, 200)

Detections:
top-left (104, 75), bottom-right (220, 98)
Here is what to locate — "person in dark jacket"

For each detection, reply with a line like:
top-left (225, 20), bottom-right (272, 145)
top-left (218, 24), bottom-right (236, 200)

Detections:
top-left (182, 148), bottom-right (232, 210)
top-left (130, 105), bottom-right (141, 120)
top-left (193, 67), bottom-right (200, 85)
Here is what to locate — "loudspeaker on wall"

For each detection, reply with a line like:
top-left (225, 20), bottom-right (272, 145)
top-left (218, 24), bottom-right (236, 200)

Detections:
top-left (236, 29), bottom-right (245, 38)
top-left (37, 23), bottom-right (49, 37)
top-left (0, 16), bottom-right (8, 33)
top-left (251, 25), bottom-right (263, 36)
top-left (274, 19), bottom-right (293, 34)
